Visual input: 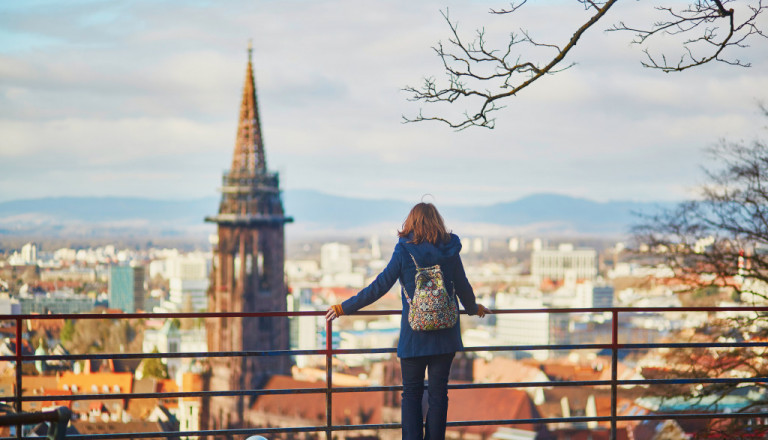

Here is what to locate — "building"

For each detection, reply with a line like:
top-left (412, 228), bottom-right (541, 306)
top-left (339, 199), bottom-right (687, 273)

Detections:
top-left (0, 294), bottom-right (21, 314)
top-left (284, 259), bottom-right (320, 282)
top-left (21, 243), bottom-right (38, 264)
top-left (167, 255), bottom-right (209, 312)
top-left (370, 235), bottom-right (382, 259)
top-left (142, 319), bottom-right (207, 379)
top-left (203, 47), bottom-right (293, 432)
top-left (495, 296), bottom-right (570, 360)
top-left (320, 242), bottom-right (352, 274)
top-left (58, 365), bottom-right (134, 418)
top-left (575, 281), bottom-right (614, 309)
top-left (319, 242), bottom-right (365, 287)
top-left (40, 266), bottom-right (97, 282)
top-left (178, 372), bottom-right (204, 438)
top-left (531, 243), bottom-right (597, 283)
top-left (247, 375), bottom-right (384, 439)
top-left (108, 265), bottom-right (145, 313)
top-left (8, 242), bottom-right (38, 266)
top-left (19, 291), bottom-right (94, 315)
top-left (287, 290), bottom-right (325, 368)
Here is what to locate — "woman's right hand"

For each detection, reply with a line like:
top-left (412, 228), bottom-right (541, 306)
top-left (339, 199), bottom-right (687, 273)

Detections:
top-left (326, 304), bottom-right (344, 321)
top-left (476, 304), bottom-right (492, 318)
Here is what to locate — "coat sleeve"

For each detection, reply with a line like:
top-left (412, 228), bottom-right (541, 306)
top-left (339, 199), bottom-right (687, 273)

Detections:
top-left (341, 246), bottom-right (401, 315)
top-left (453, 255), bottom-right (479, 315)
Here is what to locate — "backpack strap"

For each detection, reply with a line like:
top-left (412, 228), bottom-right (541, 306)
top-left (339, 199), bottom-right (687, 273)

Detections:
top-left (401, 286), bottom-right (413, 306)
top-left (406, 251), bottom-right (421, 269)
top-left (402, 251), bottom-right (420, 304)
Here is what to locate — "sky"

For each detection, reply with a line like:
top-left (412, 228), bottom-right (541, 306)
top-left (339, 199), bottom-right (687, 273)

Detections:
top-left (1, 0), bottom-right (767, 206)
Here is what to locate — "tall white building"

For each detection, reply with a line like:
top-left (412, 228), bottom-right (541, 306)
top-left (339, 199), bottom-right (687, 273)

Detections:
top-left (495, 295), bottom-right (570, 360)
top-left (287, 290), bottom-right (328, 368)
top-left (8, 242), bottom-right (39, 266)
top-left (294, 304), bottom-right (327, 368)
top-left (370, 235), bottom-right (382, 260)
top-left (320, 243), bottom-right (352, 274)
top-left (574, 281), bottom-right (614, 309)
top-left (472, 237), bottom-right (485, 253)
top-left (166, 255), bottom-right (209, 312)
top-left (21, 243), bottom-right (38, 264)
top-left (319, 243), bottom-right (364, 286)
top-left (461, 237), bottom-right (486, 254)
top-left (531, 243), bottom-right (597, 283)
top-left (169, 279), bottom-right (208, 312)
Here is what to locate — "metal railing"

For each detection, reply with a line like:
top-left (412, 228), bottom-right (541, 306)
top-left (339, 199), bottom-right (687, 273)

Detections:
top-left (2, 307), bottom-right (768, 440)
top-left (0, 407), bottom-right (71, 440)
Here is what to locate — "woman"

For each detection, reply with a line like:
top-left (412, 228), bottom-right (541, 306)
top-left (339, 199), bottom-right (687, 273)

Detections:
top-left (326, 202), bottom-right (490, 440)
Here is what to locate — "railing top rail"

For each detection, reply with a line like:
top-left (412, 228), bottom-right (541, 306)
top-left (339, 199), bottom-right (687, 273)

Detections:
top-left (4, 305), bottom-right (768, 440)
top-left (2, 306), bottom-right (768, 321)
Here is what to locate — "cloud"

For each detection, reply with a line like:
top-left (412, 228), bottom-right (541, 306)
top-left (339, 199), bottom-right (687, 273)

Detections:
top-left (0, 0), bottom-right (767, 206)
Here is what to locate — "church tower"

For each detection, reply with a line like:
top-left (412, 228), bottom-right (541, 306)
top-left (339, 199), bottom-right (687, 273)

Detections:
top-left (203, 46), bottom-right (292, 432)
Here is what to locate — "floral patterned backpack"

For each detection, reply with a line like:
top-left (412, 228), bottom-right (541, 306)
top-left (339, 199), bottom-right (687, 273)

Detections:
top-left (403, 252), bottom-right (459, 331)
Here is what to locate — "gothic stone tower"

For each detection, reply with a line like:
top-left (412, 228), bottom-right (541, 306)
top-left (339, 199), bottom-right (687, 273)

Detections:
top-left (203, 48), bottom-right (292, 432)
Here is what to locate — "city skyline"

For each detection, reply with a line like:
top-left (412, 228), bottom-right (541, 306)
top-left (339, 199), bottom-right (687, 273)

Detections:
top-left (2, 0), bottom-right (768, 206)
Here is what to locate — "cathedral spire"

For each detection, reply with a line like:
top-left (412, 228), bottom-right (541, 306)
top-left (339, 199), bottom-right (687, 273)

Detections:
top-left (204, 45), bottom-right (292, 433)
top-left (207, 46), bottom-right (292, 222)
top-left (230, 43), bottom-right (265, 174)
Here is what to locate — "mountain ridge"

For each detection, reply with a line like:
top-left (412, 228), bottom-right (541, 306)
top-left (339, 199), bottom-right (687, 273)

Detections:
top-left (0, 190), bottom-right (676, 238)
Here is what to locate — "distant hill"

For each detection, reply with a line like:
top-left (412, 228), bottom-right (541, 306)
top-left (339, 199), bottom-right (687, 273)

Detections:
top-left (284, 190), bottom-right (673, 235)
top-left (0, 190), bottom-right (675, 239)
top-left (0, 196), bottom-right (217, 224)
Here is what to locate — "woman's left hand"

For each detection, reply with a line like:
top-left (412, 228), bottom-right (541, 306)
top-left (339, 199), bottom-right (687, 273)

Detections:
top-left (476, 304), bottom-right (492, 318)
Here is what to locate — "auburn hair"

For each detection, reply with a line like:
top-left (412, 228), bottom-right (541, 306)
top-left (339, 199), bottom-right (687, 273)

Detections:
top-left (398, 202), bottom-right (451, 245)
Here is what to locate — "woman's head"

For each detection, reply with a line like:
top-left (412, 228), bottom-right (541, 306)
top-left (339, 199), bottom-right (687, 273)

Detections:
top-left (398, 202), bottom-right (450, 245)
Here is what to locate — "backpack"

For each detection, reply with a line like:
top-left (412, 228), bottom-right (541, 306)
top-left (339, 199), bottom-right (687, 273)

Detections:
top-left (402, 252), bottom-right (459, 331)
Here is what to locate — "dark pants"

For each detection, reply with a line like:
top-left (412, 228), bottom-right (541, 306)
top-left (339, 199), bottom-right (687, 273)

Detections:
top-left (400, 352), bottom-right (455, 440)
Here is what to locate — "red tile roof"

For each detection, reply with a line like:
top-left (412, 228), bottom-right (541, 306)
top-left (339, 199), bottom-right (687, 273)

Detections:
top-left (252, 375), bottom-right (382, 426)
top-left (473, 358), bottom-right (548, 384)
top-left (59, 371), bottom-right (133, 394)
top-left (446, 385), bottom-right (537, 436)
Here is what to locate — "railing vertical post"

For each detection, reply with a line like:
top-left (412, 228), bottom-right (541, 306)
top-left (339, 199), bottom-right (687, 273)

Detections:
top-left (611, 310), bottom-right (618, 440)
top-left (15, 317), bottom-right (22, 440)
top-left (326, 318), bottom-right (333, 440)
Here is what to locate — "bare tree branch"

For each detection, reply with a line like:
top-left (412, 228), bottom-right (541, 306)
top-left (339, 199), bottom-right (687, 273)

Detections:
top-left (632, 116), bottom-right (768, 301)
top-left (627, 109), bottom-right (768, 437)
top-left (489, 1), bottom-right (527, 15)
top-left (405, 0), bottom-right (767, 130)
top-left (403, 1), bottom-right (618, 130)
top-left (610, 0), bottom-right (767, 72)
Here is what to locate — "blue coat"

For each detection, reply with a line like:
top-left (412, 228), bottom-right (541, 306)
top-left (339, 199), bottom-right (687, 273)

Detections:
top-left (341, 233), bottom-right (479, 358)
